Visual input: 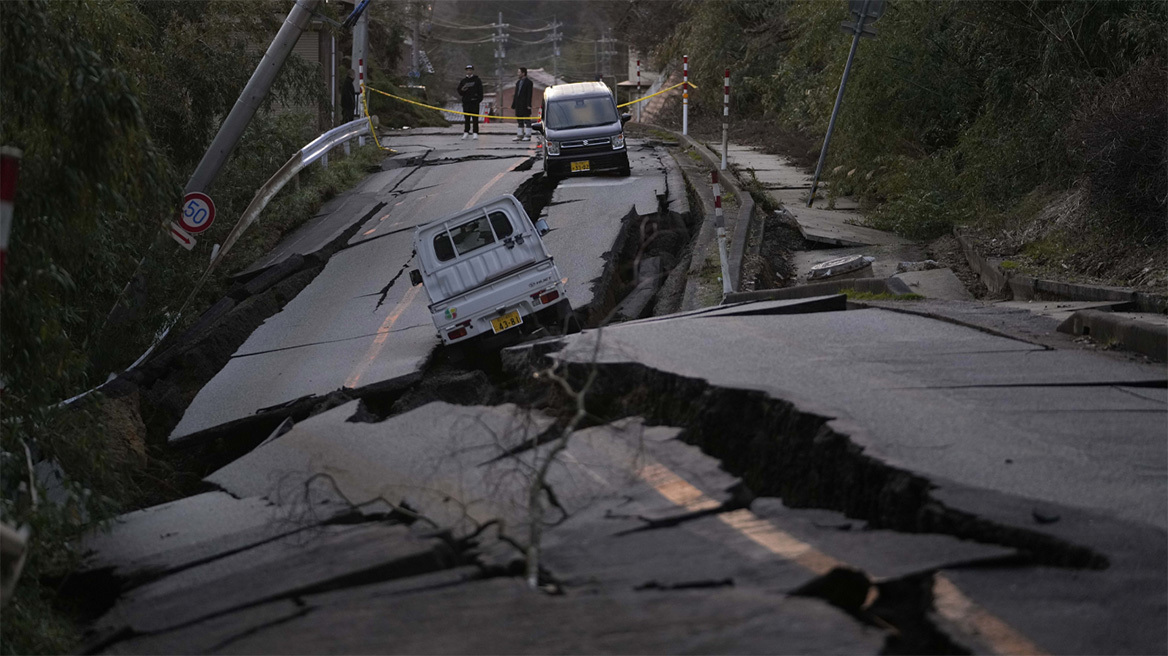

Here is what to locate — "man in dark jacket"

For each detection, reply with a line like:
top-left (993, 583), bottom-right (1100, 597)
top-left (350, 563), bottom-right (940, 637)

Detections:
top-left (339, 68), bottom-right (358, 121)
top-left (457, 64), bottom-right (484, 140)
top-left (511, 67), bottom-right (534, 142)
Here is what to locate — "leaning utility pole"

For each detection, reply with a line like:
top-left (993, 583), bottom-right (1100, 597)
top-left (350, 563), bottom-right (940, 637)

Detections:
top-left (185, 0), bottom-right (321, 195)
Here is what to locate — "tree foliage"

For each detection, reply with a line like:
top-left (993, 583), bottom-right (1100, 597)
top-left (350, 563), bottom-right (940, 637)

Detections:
top-left (0, 3), bottom-right (340, 648)
top-left (659, 0), bottom-right (1166, 241)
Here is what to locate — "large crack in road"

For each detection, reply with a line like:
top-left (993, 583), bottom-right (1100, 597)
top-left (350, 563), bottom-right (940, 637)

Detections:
top-left (77, 140), bottom-right (1165, 655)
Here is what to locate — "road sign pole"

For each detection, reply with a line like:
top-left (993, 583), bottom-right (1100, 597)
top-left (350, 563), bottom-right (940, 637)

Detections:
top-left (0, 147), bottom-right (21, 286)
top-left (713, 171), bottom-right (732, 295)
top-left (721, 68), bottom-right (730, 170)
top-left (357, 57), bottom-right (366, 146)
top-left (682, 55), bottom-right (689, 136)
top-left (808, 0), bottom-right (871, 208)
top-left (636, 59), bottom-right (641, 123)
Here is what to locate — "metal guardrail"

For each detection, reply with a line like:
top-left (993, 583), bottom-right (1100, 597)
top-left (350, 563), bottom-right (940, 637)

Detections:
top-left (214, 117), bottom-right (376, 264)
top-left (63, 117), bottom-right (379, 396)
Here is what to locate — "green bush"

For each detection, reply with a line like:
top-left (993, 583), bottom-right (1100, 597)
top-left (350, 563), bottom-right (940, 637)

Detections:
top-left (0, 2), bottom-right (404, 649)
top-left (660, 0), bottom-right (1166, 243)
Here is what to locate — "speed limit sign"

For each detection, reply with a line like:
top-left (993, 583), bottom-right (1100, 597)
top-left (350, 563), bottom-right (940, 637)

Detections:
top-left (179, 192), bottom-right (216, 234)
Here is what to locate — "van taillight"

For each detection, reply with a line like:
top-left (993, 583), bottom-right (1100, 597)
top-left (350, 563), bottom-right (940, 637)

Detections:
top-left (540, 290), bottom-right (560, 305)
top-left (448, 327), bottom-right (468, 340)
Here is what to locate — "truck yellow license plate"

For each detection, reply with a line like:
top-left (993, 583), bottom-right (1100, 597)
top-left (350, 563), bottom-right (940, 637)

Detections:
top-left (490, 310), bottom-right (523, 334)
top-left (571, 160), bottom-right (590, 172)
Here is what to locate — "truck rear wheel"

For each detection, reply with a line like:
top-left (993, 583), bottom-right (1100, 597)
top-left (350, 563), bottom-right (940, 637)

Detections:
top-left (557, 301), bottom-right (582, 334)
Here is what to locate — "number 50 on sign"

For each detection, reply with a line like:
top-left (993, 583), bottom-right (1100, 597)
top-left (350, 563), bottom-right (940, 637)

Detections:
top-left (179, 192), bottom-right (216, 234)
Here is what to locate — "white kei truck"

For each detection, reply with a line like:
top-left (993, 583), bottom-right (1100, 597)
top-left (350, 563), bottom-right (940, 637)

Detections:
top-left (408, 195), bottom-right (577, 347)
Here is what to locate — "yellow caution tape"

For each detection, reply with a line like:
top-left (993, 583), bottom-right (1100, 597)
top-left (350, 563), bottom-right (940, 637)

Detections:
top-left (360, 86), bottom-right (395, 152)
top-left (618, 81), bottom-right (698, 108)
top-left (365, 80), bottom-right (699, 120)
top-left (365, 86), bottom-right (540, 120)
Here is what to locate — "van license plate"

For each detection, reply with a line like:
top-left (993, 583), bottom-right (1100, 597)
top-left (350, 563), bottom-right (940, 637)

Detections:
top-left (571, 160), bottom-right (590, 172)
top-left (490, 310), bottom-right (523, 334)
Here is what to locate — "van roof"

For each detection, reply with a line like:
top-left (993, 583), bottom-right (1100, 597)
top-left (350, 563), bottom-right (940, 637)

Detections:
top-left (543, 81), bottom-right (613, 101)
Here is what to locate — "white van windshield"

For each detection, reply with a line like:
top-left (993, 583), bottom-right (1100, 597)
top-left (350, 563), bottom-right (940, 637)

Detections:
top-left (546, 96), bottom-right (618, 129)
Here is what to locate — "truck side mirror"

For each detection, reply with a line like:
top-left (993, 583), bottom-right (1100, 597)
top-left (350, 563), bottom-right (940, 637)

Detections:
top-left (409, 269), bottom-right (422, 286)
top-left (620, 113), bottom-right (632, 125)
top-left (531, 121), bottom-right (544, 134)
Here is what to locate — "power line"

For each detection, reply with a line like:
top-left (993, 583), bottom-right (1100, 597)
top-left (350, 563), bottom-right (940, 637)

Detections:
top-left (429, 35), bottom-right (495, 44)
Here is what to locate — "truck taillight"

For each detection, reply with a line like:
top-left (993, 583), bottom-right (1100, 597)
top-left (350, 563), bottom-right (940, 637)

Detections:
top-left (447, 327), bottom-right (468, 341)
top-left (540, 290), bottom-right (559, 305)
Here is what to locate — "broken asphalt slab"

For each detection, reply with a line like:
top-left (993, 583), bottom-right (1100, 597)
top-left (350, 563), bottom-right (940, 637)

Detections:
top-left (101, 576), bottom-right (886, 655)
top-left (541, 145), bottom-right (669, 318)
top-left (205, 401), bottom-right (556, 538)
top-left (513, 307), bottom-right (1166, 531)
top-left (500, 305), bottom-right (1165, 653)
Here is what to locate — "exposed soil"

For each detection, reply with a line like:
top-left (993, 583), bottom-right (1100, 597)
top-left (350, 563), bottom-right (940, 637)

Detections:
top-left (958, 188), bottom-right (1168, 295)
top-left (924, 234), bottom-right (997, 300)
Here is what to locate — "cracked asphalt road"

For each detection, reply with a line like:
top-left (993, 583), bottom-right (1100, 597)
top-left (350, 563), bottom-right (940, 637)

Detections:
top-left (168, 128), bottom-right (673, 442)
top-left (83, 127), bottom-right (1167, 655)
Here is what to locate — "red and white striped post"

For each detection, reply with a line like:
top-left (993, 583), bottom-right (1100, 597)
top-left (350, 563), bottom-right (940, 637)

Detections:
top-left (682, 55), bottom-right (689, 135)
top-left (721, 68), bottom-right (730, 170)
top-left (712, 170), bottom-right (731, 295)
top-left (0, 147), bottom-right (20, 287)
top-left (636, 59), bottom-right (642, 123)
top-left (357, 58), bottom-right (366, 146)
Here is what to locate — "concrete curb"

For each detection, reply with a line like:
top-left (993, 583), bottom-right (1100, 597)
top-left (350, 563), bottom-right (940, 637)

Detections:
top-left (650, 124), bottom-right (754, 294)
top-left (955, 227), bottom-right (1167, 313)
top-left (955, 226), bottom-right (1167, 360)
top-left (1058, 310), bottom-right (1168, 361)
top-left (954, 231), bottom-right (1008, 295)
top-left (729, 194), bottom-right (755, 291)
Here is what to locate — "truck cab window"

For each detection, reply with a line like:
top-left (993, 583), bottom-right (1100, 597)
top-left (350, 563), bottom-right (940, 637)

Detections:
top-left (489, 211), bottom-right (514, 239)
top-left (434, 232), bottom-right (456, 262)
top-left (451, 215), bottom-right (496, 257)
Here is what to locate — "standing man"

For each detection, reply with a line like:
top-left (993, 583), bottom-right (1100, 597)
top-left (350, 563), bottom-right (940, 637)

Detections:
top-left (511, 67), bottom-right (534, 142)
top-left (457, 64), bottom-right (484, 140)
top-left (340, 68), bottom-right (358, 121)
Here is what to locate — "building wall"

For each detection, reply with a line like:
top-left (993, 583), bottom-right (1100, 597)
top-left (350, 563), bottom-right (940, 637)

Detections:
top-left (494, 87), bottom-right (546, 118)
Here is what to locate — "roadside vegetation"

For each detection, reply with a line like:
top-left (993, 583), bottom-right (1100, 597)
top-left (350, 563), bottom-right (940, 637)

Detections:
top-left (631, 0), bottom-right (1166, 290)
top-left (0, 1), bottom-right (434, 651)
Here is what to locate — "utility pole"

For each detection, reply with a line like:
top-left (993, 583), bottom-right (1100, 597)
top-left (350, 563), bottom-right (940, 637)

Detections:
top-left (493, 11), bottom-right (508, 106)
top-left (550, 16), bottom-right (562, 83)
top-left (593, 39), bottom-right (598, 81)
top-left (410, 2), bottom-right (420, 81)
top-left (636, 58), bottom-right (641, 122)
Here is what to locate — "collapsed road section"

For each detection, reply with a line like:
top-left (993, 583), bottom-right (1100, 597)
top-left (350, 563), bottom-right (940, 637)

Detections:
top-left (161, 140), bottom-right (682, 447)
top-left (79, 289), bottom-right (1165, 655)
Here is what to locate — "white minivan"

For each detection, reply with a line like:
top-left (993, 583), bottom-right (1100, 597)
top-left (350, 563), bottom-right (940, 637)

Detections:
top-left (409, 195), bottom-right (577, 347)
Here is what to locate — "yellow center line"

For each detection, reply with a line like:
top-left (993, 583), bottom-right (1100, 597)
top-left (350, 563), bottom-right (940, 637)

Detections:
top-left (464, 169), bottom-right (510, 210)
top-left (933, 575), bottom-right (1046, 656)
top-left (344, 285), bottom-right (421, 389)
top-left (342, 166), bottom-right (514, 389)
top-left (634, 461), bottom-right (1047, 656)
